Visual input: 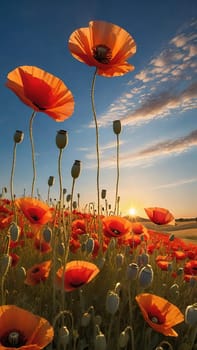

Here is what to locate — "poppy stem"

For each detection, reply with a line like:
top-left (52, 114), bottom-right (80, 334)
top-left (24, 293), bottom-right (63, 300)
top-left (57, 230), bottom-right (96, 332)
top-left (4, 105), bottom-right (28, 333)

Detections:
top-left (10, 142), bottom-right (17, 218)
top-left (91, 68), bottom-right (100, 217)
top-left (114, 133), bottom-right (120, 215)
top-left (29, 110), bottom-right (37, 197)
top-left (58, 148), bottom-right (63, 206)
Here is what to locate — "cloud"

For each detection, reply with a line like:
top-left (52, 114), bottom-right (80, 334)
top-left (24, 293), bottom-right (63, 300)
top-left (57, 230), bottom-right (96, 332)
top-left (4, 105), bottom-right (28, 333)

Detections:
top-left (93, 20), bottom-right (197, 128)
top-left (85, 129), bottom-right (197, 169)
top-left (152, 177), bottom-right (197, 190)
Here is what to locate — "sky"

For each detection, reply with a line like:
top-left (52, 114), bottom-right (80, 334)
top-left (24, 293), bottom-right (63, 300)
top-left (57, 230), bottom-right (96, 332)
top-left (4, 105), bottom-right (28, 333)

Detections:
top-left (0, 0), bottom-right (197, 218)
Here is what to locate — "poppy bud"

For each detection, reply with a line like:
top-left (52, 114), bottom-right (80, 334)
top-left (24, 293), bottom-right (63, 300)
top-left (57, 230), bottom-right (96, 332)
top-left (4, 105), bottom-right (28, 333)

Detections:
top-left (73, 201), bottom-right (77, 209)
top-left (95, 315), bottom-right (102, 326)
top-left (66, 194), bottom-right (71, 202)
top-left (14, 130), bottom-right (24, 143)
top-left (113, 120), bottom-right (121, 135)
top-left (116, 253), bottom-right (124, 268)
top-left (58, 326), bottom-right (70, 345)
top-left (56, 130), bottom-right (68, 149)
top-left (106, 291), bottom-right (120, 315)
top-left (140, 253), bottom-right (149, 266)
top-left (48, 176), bottom-right (55, 187)
top-left (95, 333), bottom-right (107, 350)
top-left (42, 227), bottom-right (52, 243)
top-left (81, 312), bottom-right (91, 327)
top-left (185, 304), bottom-right (197, 326)
top-left (127, 263), bottom-right (139, 280)
top-left (85, 237), bottom-right (95, 254)
top-left (101, 189), bottom-right (107, 199)
top-left (57, 242), bottom-right (65, 256)
top-left (16, 266), bottom-right (26, 280)
top-left (119, 331), bottom-right (129, 348)
top-left (9, 222), bottom-right (20, 242)
top-left (138, 264), bottom-right (153, 288)
top-left (114, 282), bottom-right (121, 295)
top-left (71, 160), bottom-right (81, 179)
top-left (0, 254), bottom-right (11, 277)
top-left (63, 188), bottom-right (67, 195)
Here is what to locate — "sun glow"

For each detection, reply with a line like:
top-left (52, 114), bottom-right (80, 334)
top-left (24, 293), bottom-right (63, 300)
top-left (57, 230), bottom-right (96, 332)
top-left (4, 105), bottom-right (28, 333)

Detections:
top-left (129, 207), bottom-right (137, 216)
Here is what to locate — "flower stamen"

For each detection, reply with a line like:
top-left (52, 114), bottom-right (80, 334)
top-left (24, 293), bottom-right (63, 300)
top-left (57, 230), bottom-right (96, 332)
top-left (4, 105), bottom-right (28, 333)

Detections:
top-left (92, 45), bottom-right (112, 64)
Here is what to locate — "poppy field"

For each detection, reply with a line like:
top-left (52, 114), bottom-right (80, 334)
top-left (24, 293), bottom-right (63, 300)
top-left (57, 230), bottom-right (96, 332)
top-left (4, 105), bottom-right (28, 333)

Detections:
top-left (0, 20), bottom-right (197, 350)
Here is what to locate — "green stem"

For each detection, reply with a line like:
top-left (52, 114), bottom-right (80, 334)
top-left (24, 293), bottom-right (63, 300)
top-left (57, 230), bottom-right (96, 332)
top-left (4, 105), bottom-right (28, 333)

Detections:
top-left (114, 133), bottom-right (120, 215)
top-left (10, 142), bottom-right (16, 203)
top-left (29, 110), bottom-right (37, 197)
top-left (91, 68), bottom-right (100, 217)
top-left (58, 148), bottom-right (63, 206)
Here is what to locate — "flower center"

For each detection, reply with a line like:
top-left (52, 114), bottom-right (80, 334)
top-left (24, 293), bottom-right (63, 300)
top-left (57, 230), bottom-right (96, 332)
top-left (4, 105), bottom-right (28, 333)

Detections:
top-left (92, 45), bottom-right (112, 64)
top-left (111, 229), bottom-right (121, 235)
top-left (1, 330), bottom-right (26, 347)
top-left (151, 316), bottom-right (159, 323)
top-left (33, 102), bottom-right (46, 110)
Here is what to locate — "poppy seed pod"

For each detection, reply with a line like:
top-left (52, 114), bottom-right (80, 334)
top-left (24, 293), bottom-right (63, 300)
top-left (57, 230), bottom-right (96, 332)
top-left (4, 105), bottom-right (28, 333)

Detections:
top-left (66, 194), bottom-right (71, 202)
top-left (14, 130), bottom-right (24, 143)
top-left (85, 237), bottom-right (95, 254)
top-left (9, 222), bottom-right (20, 242)
top-left (101, 189), bottom-right (107, 199)
top-left (106, 291), bottom-right (120, 315)
top-left (113, 120), bottom-right (121, 135)
top-left (71, 160), bottom-right (81, 179)
top-left (138, 264), bottom-right (153, 288)
top-left (127, 263), bottom-right (139, 280)
top-left (56, 130), bottom-right (68, 149)
top-left (185, 304), bottom-right (197, 325)
top-left (95, 333), bottom-right (107, 350)
top-left (42, 227), bottom-right (52, 243)
top-left (63, 188), bottom-right (67, 195)
top-left (48, 176), bottom-right (55, 187)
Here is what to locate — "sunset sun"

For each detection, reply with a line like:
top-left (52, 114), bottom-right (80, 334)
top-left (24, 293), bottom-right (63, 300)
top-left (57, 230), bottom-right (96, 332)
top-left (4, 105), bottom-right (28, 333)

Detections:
top-left (129, 207), bottom-right (137, 216)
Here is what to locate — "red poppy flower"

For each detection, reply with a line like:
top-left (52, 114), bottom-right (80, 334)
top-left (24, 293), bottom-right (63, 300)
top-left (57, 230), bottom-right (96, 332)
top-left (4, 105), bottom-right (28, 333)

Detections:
top-left (102, 216), bottom-right (132, 238)
top-left (144, 207), bottom-right (174, 225)
top-left (131, 222), bottom-right (146, 235)
top-left (55, 260), bottom-right (100, 292)
top-left (25, 260), bottom-right (52, 286)
top-left (0, 305), bottom-right (54, 349)
top-left (184, 260), bottom-right (197, 275)
top-left (135, 293), bottom-right (184, 337)
top-left (6, 65), bottom-right (74, 121)
top-left (68, 20), bottom-right (136, 77)
top-left (15, 197), bottom-right (53, 226)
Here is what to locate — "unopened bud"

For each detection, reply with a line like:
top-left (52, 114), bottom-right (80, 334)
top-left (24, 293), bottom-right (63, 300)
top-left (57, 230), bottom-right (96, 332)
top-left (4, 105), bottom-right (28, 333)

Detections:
top-left (42, 227), bottom-right (52, 243)
top-left (106, 291), bottom-right (120, 315)
top-left (57, 242), bottom-right (65, 256)
top-left (71, 160), bottom-right (81, 179)
top-left (95, 333), bottom-right (106, 350)
top-left (66, 194), bottom-right (71, 202)
top-left (116, 253), bottom-right (124, 268)
top-left (16, 266), bottom-right (26, 280)
top-left (127, 263), bottom-right (139, 280)
top-left (185, 303), bottom-right (197, 326)
top-left (58, 326), bottom-right (70, 345)
top-left (81, 312), bottom-right (91, 327)
top-left (56, 130), bottom-right (68, 149)
top-left (114, 282), bottom-right (121, 295)
top-left (138, 264), bottom-right (153, 288)
top-left (0, 254), bottom-right (11, 276)
top-left (119, 331), bottom-right (129, 348)
top-left (85, 238), bottom-right (95, 254)
top-left (101, 189), bottom-right (107, 199)
top-left (14, 130), bottom-right (24, 144)
top-left (48, 176), bottom-right (55, 187)
top-left (72, 201), bottom-right (77, 209)
top-left (9, 222), bottom-right (20, 241)
top-left (113, 120), bottom-right (121, 135)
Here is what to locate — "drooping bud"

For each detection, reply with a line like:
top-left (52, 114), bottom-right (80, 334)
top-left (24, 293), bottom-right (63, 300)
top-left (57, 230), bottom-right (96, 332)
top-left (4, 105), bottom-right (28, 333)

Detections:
top-left (114, 282), bottom-right (121, 295)
top-left (185, 303), bottom-right (197, 326)
top-left (48, 176), bottom-right (55, 187)
top-left (113, 120), bottom-right (121, 135)
top-left (9, 222), bottom-right (20, 242)
top-left (138, 264), bottom-right (153, 288)
top-left (42, 227), bottom-right (52, 243)
top-left (116, 253), bottom-right (124, 268)
top-left (106, 291), bottom-right (120, 315)
top-left (119, 330), bottom-right (129, 348)
top-left (101, 189), bottom-right (107, 199)
top-left (16, 266), bottom-right (26, 280)
top-left (0, 254), bottom-right (11, 277)
top-left (127, 263), bottom-right (139, 280)
top-left (95, 332), bottom-right (107, 350)
top-left (71, 160), bottom-right (81, 179)
top-left (58, 326), bottom-right (70, 345)
top-left (14, 130), bottom-right (24, 144)
top-left (81, 312), bottom-right (91, 327)
top-left (56, 130), bottom-right (68, 149)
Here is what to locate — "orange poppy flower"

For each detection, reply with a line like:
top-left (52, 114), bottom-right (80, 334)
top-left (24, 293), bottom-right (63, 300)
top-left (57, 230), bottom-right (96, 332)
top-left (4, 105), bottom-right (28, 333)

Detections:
top-left (102, 215), bottom-right (132, 238)
top-left (0, 304), bottom-right (53, 349)
top-left (144, 207), bottom-right (174, 225)
top-left (135, 293), bottom-right (184, 337)
top-left (55, 260), bottom-right (100, 292)
top-left (68, 20), bottom-right (136, 77)
top-left (6, 65), bottom-right (74, 121)
top-left (25, 260), bottom-right (52, 286)
top-left (15, 197), bottom-right (53, 226)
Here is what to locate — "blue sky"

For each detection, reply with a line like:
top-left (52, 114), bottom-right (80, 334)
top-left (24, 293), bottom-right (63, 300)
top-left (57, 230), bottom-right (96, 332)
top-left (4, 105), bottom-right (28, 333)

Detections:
top-left (0, 0), bottom-right (197, 218)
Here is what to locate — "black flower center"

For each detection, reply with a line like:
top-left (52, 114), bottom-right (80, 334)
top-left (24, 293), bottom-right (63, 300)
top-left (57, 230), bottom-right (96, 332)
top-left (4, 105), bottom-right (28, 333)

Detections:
top-left (1, 330), bottom-right (27, 348)
top-left (33, 102), bottom-right (46, 111)
top-left (31, 215), bottom-right (39, 221)
top-left (92, 45), bottom-right (112, 64)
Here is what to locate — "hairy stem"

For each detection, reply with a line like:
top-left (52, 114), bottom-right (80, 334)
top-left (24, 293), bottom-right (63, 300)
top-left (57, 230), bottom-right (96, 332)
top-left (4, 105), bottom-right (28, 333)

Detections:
top-left (29, 110), bottom-right (37, 197)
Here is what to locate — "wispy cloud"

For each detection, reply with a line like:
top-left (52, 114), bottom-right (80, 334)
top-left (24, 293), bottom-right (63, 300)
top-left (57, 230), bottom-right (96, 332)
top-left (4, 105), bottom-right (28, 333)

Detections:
top-left (152, 177), bottom-right (197, 190)
top-left (93, 20), bottom-right (197, 128)
top-left (85, 129), bottom-right (197, 169)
